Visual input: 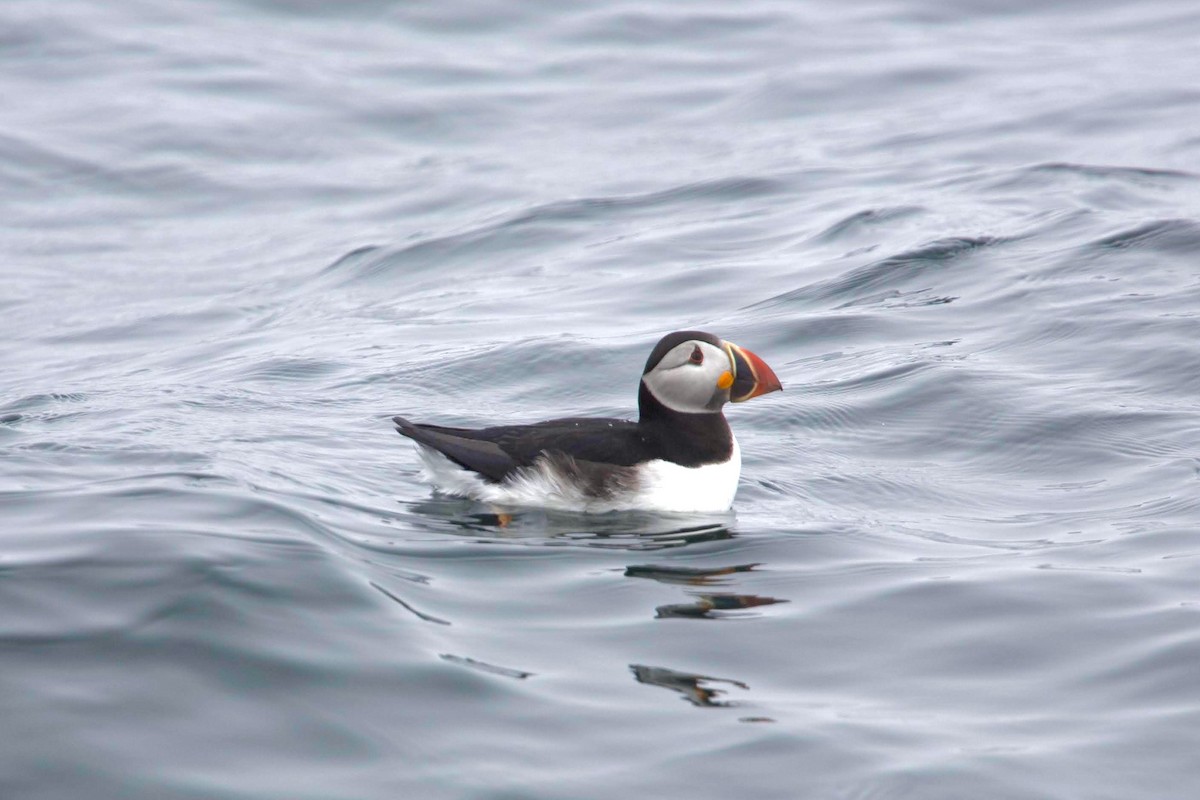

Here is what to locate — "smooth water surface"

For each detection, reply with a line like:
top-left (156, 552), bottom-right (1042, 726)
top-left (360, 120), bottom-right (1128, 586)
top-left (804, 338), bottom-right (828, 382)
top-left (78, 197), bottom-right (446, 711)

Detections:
top-left (3, 1), bottom-right (1200, 798)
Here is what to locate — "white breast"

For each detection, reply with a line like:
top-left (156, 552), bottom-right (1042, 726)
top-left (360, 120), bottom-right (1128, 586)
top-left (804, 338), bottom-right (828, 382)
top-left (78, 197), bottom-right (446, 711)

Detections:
top-left (630, 435), bottom-right (741, 513)
top-left (412, 436), bottom-right (742, 514)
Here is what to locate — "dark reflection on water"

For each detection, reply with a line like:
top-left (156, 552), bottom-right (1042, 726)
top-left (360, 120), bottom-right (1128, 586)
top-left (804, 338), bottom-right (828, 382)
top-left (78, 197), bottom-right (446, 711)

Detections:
top-left (624, 562), bottom-right (760, 585)
top-left (653, 593), bottom-right (786, 620)
top-left (369, 580), bottom-right (451, 626)
top-left (624, 562), bottom-right (787, 618)
top-left (631, 664), bottom-right (751, 708)
top-left (439, 653), bottom-right (533, 679)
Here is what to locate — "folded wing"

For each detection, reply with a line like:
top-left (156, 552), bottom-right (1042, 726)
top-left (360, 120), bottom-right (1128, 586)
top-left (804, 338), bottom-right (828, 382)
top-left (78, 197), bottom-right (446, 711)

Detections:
top-left (393, 415), bottom-right (647, 483)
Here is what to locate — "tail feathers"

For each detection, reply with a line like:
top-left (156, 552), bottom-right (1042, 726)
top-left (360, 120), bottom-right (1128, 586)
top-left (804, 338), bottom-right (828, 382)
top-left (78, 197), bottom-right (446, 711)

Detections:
top-left (393, 416), bottom-right (516, 483)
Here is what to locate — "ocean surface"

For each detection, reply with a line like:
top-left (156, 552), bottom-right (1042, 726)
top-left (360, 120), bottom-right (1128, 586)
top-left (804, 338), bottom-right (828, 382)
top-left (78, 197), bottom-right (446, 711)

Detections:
top-left (3, 1), bottom-right (1200, 797)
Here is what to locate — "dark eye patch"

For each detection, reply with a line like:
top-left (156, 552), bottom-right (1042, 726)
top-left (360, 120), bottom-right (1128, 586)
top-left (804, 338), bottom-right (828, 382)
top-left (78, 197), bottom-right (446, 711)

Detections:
top-left (689, 345), bottom-right (704, 365)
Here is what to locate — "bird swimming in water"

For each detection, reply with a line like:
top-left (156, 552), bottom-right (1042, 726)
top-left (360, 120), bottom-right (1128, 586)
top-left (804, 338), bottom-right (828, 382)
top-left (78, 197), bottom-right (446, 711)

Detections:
top-left (393, 330), bottom-right (782, 513)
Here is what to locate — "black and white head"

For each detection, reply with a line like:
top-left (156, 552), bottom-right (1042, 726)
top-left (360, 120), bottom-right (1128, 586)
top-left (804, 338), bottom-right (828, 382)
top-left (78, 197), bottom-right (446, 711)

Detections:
top-left (640, 330), bottom-right (782, 415)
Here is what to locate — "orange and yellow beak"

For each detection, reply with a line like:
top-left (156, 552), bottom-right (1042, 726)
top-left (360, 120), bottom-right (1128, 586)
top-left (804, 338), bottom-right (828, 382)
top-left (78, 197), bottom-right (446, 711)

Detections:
top-left (724, 342), bottom-right (783, 403)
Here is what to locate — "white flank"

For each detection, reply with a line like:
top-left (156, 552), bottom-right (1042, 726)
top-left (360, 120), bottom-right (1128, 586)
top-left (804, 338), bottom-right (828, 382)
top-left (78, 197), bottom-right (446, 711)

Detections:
top-left (412, 436), bottom-right (741, 513)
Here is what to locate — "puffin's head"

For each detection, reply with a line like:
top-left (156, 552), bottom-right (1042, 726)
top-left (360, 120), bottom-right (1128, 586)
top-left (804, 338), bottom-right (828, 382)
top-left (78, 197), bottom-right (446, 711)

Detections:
top-left (640, 330), bottom-right (782, 414)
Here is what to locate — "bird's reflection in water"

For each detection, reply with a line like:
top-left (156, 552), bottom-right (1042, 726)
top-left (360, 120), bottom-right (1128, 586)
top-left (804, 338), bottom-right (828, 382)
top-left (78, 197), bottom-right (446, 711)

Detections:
top-left (625, 564), bottom-right (785, 720)
top-left (400, 496), bottom-right (734, 551)
top-left (630, 664), bottom-right (748, 708)
top-left (624, 562), bottom-right (759, 585)
top-left (654, 593), bottom-right (785, 619)
top-left (624, 563), bottom-right (787, 619)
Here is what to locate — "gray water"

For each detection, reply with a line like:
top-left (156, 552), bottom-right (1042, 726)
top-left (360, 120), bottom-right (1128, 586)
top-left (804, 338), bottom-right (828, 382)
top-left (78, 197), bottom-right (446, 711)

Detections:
top-left (4, 1), bottom-right (1200, 798)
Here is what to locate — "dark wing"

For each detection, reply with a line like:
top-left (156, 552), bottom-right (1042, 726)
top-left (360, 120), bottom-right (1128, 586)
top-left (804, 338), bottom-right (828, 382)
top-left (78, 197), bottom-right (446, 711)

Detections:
top-left (393, 415), bottom-right (650, 483)
top-left (393, 416), bottom-right (517, 482)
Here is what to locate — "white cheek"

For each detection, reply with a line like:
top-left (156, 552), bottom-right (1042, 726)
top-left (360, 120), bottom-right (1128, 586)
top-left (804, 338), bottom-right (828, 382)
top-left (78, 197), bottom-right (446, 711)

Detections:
top-left (644, 364), bottom-right (725, 413)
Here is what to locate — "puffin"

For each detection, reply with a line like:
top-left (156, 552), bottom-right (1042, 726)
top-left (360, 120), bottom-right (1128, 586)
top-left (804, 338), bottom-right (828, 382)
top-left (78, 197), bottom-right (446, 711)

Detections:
top-left (393, 331), bottom-right (782, 513)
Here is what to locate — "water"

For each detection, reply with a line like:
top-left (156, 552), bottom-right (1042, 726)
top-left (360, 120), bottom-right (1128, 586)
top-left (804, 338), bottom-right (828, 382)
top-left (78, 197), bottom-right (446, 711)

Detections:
top-left (3, 1), bottom-right (1200, 797)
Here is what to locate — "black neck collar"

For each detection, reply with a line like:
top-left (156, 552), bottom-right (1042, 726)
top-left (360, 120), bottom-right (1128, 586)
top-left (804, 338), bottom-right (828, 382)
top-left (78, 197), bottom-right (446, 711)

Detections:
top-left (637, 382), bottom-right (733, 467)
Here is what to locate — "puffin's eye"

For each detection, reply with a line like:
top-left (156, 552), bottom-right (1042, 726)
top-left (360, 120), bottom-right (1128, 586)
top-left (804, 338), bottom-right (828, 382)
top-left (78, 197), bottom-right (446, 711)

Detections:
top-left (689, 346), bottom-right (704, 365)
